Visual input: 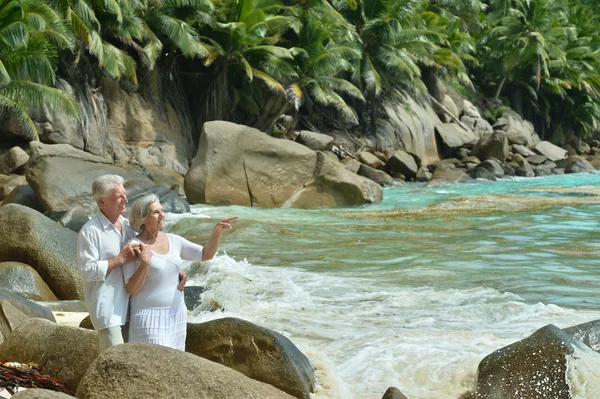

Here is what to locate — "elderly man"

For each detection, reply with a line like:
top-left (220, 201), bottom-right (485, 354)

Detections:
top-left (77, 175), bottom-right (139, 351)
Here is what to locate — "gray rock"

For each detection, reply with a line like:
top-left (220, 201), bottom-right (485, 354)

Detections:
top-left (503, 164), bottom-right (515, 177)
top-left (479, 158), bottom-right (505, 178)
top-left (0, 300), bottom-right (31, 344)
top-left (473, 324), bottom-right (592, 399)
top-left (460, 115), bottom-right (494, 137)
top-left (0, 204), bottom-right (82, 300)
top-left (77, 343), bottom-right (295, 399)
top-left (186, 317), bottom-right (314, 399)
top-left (296, 131), bottom-right (334, 151)
top-left (1, 185), bottom-right (44, 212)
top-left (533, 141), bottom-right (568, 161)
top-left (415, 166), bottom-right (432, 182)
top-left (0, 147), bottom-right (29, 175)
top-left (358, 152), bottom-right (385, 169)
top-left (473, 131), bottom-right (509, 161)
top-left (426, 168), bottom-right (471, 186)
top-left (515, 162), bottom-right (535, 177)
top-left (0, 318), bottom-right (98, 392)
top-left (456, 148), bottom-right (470, 159)
top-left (435, 123), bottom-right (478, 149)
top-left (381, 386), bottom-right (408, 399)
top-left (462, 156), bottom-right (480, 165)
top-left (466, 167), bottom-right (497, 181)
top-left (0, 262), bottom-right (57, 301)
top-left (386, 151), bottom-right (418, 179)
top-left (561, 155), bottom-right (595, 174)
top-left (342, 158), bottom-right (362, 174)
top-left (494, 109), bottom-right (541, 146)
top-left (358, 164), bottom-right (394, 186)
top-left (0, 287), bottom-right (55, 321)
top-left (183, 286), bottom-right (207, 311)
top-left (526, 154), bottom-right (548, 165)
top-left (512, 144), bottom-right (536, 157)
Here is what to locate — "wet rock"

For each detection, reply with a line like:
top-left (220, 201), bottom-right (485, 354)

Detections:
top-left (186, 317), bottom-right (315, 399)
top-left (0, 318), bottom-right (98, 392)
top-left (0, 262), bottom-right (57, 301)
top-left (358, 164), bottom-right (394, 186)
top-left (426, 168), bottom-right (471, 186)
top-left (564, 319), bottom-right (600, 352)
top-left (473, 324), bottom-right (586, 399)
top-left (466, 167), bottom-right (497, 181)
top-left (0, 204), bottom-right (82, 300)
top-left (381, 387), bottom-right (408, 399)
top-left (503, 164), bottom-right (515, 177)
top-left (77, 343), bottom-right (294, 399)
top-left (561, 155), bottom-right (595, 174)
top-left (415, 166), bottom-right (432, 182)
top-left (183, 286), bottom-right (207, 311)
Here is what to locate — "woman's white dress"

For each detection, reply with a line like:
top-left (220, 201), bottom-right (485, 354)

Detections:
top-left (122, 233), bottom-right (203, 350)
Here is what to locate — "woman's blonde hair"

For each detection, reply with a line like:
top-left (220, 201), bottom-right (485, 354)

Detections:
top-left (129, 194), bottom-right (160, 232)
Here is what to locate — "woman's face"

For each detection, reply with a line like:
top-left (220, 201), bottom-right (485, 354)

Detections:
top-left (144, 200), bottom-right (165, 232)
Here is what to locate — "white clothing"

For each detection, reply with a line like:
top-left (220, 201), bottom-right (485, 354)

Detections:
top-left (123, 233), bottom-right (203, 350)
top-left (77, 212), bottom-right (136, 330)
top-left (97, 325), bottom-right (124, 351)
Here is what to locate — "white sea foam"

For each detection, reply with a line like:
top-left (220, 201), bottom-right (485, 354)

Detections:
top-left (186, 254), bottom-right (600, 399)
top-left (567, 346), bottom-right (600, 398)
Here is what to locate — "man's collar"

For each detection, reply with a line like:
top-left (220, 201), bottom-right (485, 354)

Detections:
top-left (96, 211), bottom-right (124, 230)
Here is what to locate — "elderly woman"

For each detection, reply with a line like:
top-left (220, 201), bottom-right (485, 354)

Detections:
top-left (123, 194), bottom-right (237, 350)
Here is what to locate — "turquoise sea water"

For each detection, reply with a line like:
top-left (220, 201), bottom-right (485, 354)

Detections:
top-left (168, 173), bottom-right (600, 399)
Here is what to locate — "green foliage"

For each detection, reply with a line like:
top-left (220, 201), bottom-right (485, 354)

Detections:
top-left (0, 0), bottom-right (78, 139)
top-left (483, 104), bottom-right (509, 123)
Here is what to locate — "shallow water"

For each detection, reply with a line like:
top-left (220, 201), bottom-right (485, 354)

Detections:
top-left (167, 173), bottom-right (600, 399)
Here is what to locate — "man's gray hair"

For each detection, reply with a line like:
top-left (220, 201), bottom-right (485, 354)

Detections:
top-left (129, 194), bottom-right (160, 232)
top-left (92, 175), bottom-right (125, 202)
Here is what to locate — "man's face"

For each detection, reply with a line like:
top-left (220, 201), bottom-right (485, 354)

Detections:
top-left (99, 184), bottom-right (128, 216)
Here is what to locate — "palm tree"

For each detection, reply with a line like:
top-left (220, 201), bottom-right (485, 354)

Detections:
top-left (189, 0), bottom-right (298, 131)
top-left (286, 1), bottom-right (364, 127)
top-left (0, 0), bottom-right (78, 140)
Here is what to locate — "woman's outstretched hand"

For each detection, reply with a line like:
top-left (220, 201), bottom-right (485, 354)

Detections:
top-left (214, 216), bottom-right (238, 232)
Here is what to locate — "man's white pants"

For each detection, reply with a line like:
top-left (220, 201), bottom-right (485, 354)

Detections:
top-left (97, 324), bottom-right (128, 352)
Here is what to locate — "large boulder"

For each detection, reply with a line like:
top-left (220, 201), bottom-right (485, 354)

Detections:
top-left (533, 141), bottom-right (568, 162)
top-left (466, 167), bottom-right (497, 181)
top-left (77, 343), bottom-right (295, 399)
top-left (460, 115), bottom-right (494, 138)
top-left (0, 262), bottom-right (58, 301)
top-left (512, 144), bottom-right (536, 157)
top-left (358, 152), bottom-right (385, 169)
top-left (381, 387), bottom-right (408, 399)
top-left (472, 324), bottom-right (593, 399)
top-left (186, 317), bottom-right (315, 399)
top-left (184, 121), bottom-right (382, 208)
top-left (0, 288), bottom-right (55, 321)
top-left (0, 204), bottom-right (82, 300)
top-left (435, 123), bottom-right (478, 150)
top-left (479, 158), bottom-right (505, 178)
top-left (374, 95), bottom-right (441, 166)
top-left (493, 109), bottom-right (541, 146)
top-left (25, 155), bottom-right (188, 216)
top-left (473, 131), bottom-right (509, 161)
top-left (0, 318), bottom-right (98, 392)
top-left (560, 155), bottom-right (595, 174)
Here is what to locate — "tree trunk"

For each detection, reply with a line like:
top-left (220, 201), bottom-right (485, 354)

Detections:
top-left (494, 76), bottom-right (507, 100)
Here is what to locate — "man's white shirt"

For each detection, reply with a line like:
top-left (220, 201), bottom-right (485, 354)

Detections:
top-left (77, 212), bottom-right (136, 330)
